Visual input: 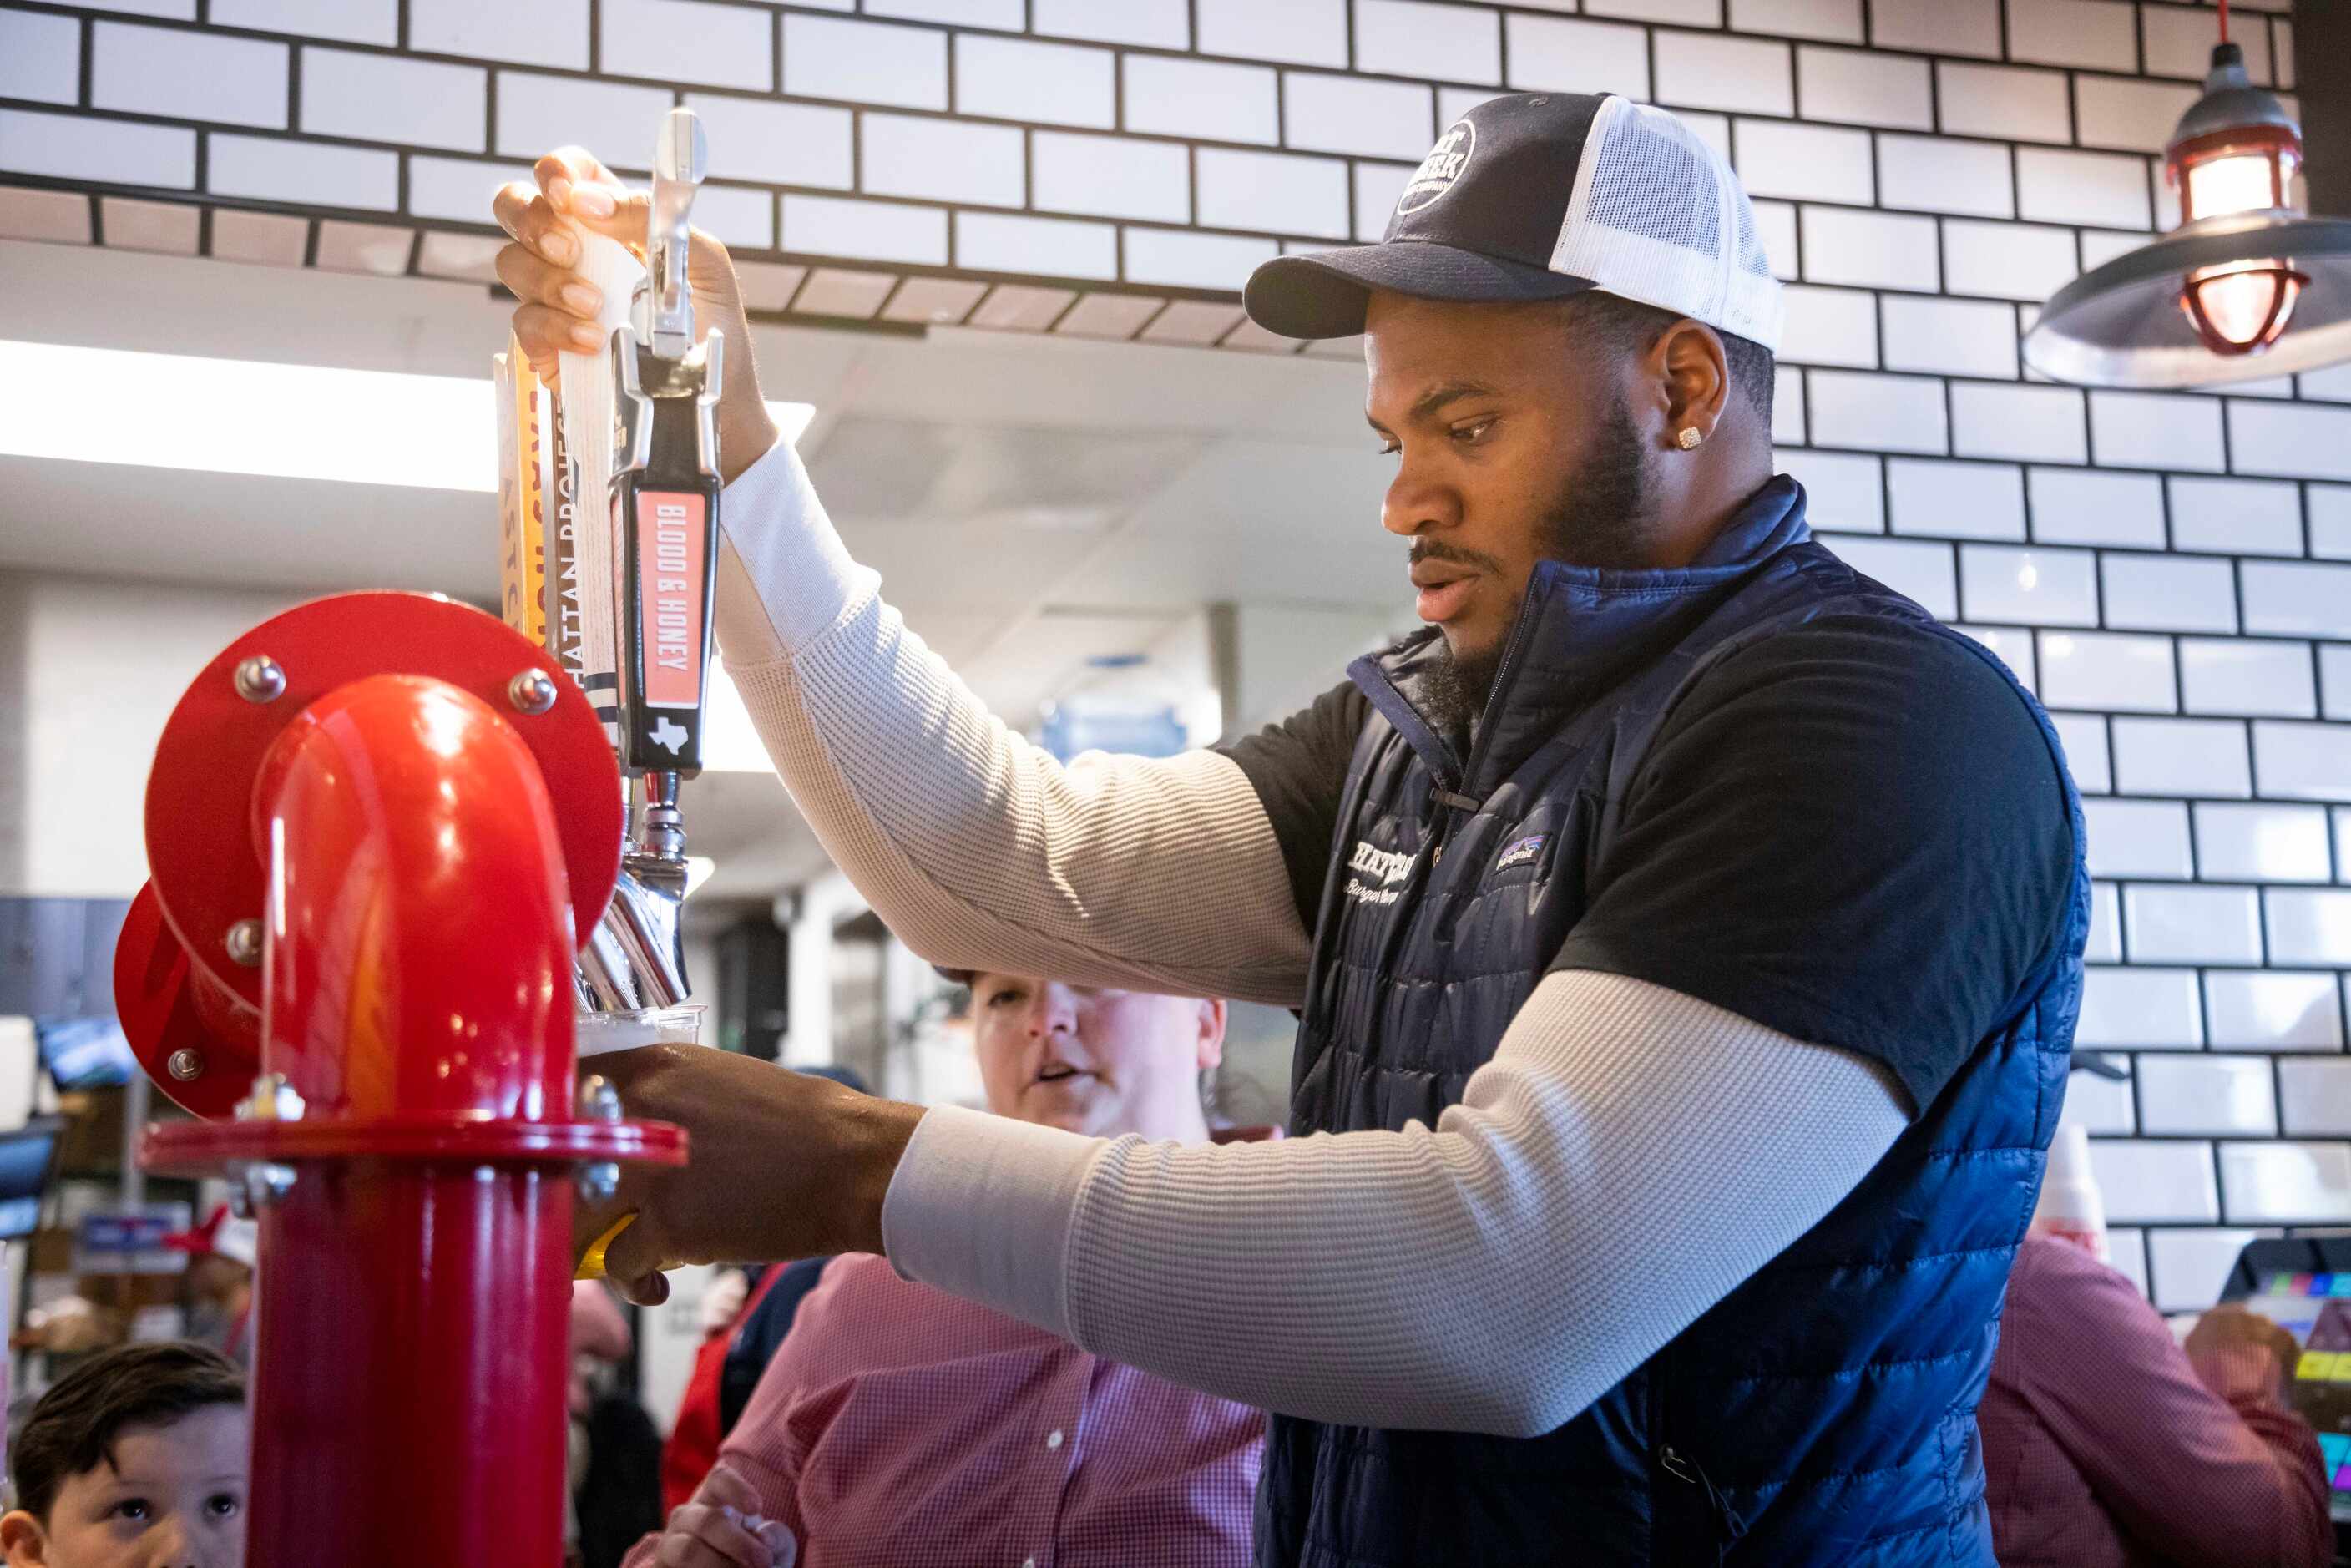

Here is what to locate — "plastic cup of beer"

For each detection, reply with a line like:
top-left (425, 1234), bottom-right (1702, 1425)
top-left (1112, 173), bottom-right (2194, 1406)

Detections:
top-left (574, 1004), bottom-right (705, 1059)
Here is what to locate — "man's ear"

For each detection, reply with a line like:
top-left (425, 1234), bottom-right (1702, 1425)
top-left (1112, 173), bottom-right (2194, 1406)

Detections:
top-left (2, 1508), bottom-right (52, 1565)
top-left (1655, 319), bottom-right (1731, 448)
top-left (1196, 999), bottom-right (1228, 1072)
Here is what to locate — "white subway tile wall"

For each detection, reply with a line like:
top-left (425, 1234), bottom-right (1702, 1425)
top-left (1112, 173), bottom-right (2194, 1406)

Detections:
top-left (2027, 468), bottom-right (2165, 549)
top-left (1352, 1), bottom-right (1500, 88)
top-left (2311, 487), bottom-right (2351, 559)
top-left (782, 194), bottom-right (946, 267)
top-left (2107, 1227), bottom-right (2151, 1298)
top-left (599, 0), bottom-right (772, 91)
top-left (1830, 536), bottom-right (1955, 618)
top-left (1777, 448), bottom-right (1882, 532)
top-left (1505, 16), bottom-right (1651, 99)
top-left (2281, 1060), bottom-right (2351, 1137)
top-left (2178, 640), bottom-right (2316, 718)
top-left (2220, 1141), bottom-right (2351, 1224)
top-left (2207, 971), bottom-right (2344, 1051)
top-left (2040, 631), bottom-right (2176, 713)
top-left (2090, 1138), bottom-right (2218, 1222)
top-left (1742, 120), bottom-right (1873, 204)
top-left (1876, 134), bottom-right (2012, 218)
top-left (2085, 878), bottom-right (2122, 962)
top-left (2088, 391), bottom-right (2225, 471)
top-left (2016, 146), bottom-right (2154, 230)
top-left (301, 51), bottom-right (486, 153)
top-left (208, 134), bottom-right (397, 210)
top-left (2196, 804), bottom-right (2332, 884)
top-left (2063, 1062), bottom-right (2135, 1133)
top-left (1778, 285), bottom-right (1878, 367)
top-left (2136, 1056), bottom-right (2278, 1137)
top-left (1732, 0), bottom-right (1862, 43)
top-left (2101, 555), bottom-right (2235, 635)
top-left (2122, 884), bottom-right (2262, 964)
top-left (1196, 148), bottom-right (1350, 240)
top-left (1938, 62), bottom-right (2071, 145)
top-left (2111, 717), bottom-right (2252, 799)
top-left (1797, 47), bottom-right (1930, 131)
top-left (1959, 544), bottom-right (2096, 625)
top-left (1887, 459), bottom-right (2022, 539)
top-left (2147, 1227), bottom-right (2270, 1312)
top-left (955, 35), bottom-right (1116, 129)
top-left (782, 15), bottom-right (948, 111)
top-left (1032, 0), bottom-right (1186, 49)
top-left (1880, 296), bottom-right (2018, 380)
top-left (2169, 477), bottom-right (2303, 557)
top-left (1941, 218), bottom-right (2075, 301)
top-left (3, 0), bottom-right (2343, 1311)
top-left (1032, 131), bottom-right (1188, 223)
top-left (1808, 371), bottom-right (1947, 454)
top-left (2082, 798), bottom-right (2192, 878)
top-left (1798, 205), bottom-right (1937, 290)
top-left (2051, 713), bottom-right (2111, 793)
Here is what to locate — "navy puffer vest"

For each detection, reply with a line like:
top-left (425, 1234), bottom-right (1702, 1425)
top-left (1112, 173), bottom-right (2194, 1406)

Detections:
top-left (1257, 480), bottom-right (2088, 1566)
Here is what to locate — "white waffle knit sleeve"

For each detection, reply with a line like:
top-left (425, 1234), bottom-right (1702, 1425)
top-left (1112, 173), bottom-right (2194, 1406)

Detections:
top-left (882, 969), bottom-right (1909, 1437)
top-left (713, 438), bottom-right (1313, 1006)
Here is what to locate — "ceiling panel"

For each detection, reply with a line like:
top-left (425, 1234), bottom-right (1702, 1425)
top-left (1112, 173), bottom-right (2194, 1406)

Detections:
top-left (0, 456), bottom-right (492, 599)
top-left (1048, 439), bottom-right (1403, 611)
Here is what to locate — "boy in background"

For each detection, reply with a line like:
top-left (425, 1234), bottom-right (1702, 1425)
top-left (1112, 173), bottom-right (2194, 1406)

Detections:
top-left (0, 1343), bottom-right (246, 1568)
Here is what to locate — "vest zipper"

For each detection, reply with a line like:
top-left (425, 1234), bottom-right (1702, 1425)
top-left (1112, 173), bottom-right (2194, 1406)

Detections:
top-left (1658, 1442), bottom-right (1745, 1563)
top-left (1444, 582), bottom-right (1544, 822)
top-left (1427, 600), bottom-right (1542, 865)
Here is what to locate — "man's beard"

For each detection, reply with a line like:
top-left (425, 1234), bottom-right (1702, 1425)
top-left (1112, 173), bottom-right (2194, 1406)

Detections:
top-left (1421, 402), bottom-right (1655, 736)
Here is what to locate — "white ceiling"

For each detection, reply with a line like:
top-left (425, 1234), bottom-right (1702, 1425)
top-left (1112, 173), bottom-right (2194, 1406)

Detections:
top-left (0, 237), bottom-right (1420, 903)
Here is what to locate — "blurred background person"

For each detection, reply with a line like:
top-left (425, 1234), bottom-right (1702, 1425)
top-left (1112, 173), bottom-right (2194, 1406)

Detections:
top-left (160, 1209), bottom-right (254, 1369)
top-left (629, 975), bottom-right (1259, 1568)
top-left (570, 1280), bottom-right (661, 1568)
top-left (660, 1069), bottom-right (872, 1516)
top-left (1979, 1123), bottom-right (2331, 1567)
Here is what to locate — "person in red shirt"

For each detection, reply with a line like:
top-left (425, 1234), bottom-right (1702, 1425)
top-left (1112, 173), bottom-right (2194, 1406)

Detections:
top-left (1979, 1232), bottom-right (2333, 1567)
top-left (628, 975), bottom-right (1260, 1568)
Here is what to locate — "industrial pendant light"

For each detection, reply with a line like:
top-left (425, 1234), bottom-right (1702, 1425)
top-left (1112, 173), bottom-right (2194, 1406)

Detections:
top-left (2024, 0), bottom-right (2351, 388)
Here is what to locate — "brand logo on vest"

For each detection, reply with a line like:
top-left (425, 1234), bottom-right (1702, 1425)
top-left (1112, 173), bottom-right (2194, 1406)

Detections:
top-left (1494, 832), bottom-right (1547, 872)
top-left (1345, 838), bottom-right (1415, 905)
top-left (1397, 119), bottom-right (1475, 215)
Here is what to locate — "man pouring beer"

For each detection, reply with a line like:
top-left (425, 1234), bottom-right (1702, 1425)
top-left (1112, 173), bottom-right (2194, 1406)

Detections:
top-left (497, 91), bottom-right (2083, 1565)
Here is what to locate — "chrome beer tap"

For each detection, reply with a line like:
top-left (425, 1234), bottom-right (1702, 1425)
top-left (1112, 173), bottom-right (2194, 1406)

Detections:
top-left (577, 107), bottom-right (723, 1014)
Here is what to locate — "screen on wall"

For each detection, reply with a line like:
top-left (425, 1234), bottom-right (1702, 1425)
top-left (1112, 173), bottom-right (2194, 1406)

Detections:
top-left (31, 1016), bottom-right (138, 1090)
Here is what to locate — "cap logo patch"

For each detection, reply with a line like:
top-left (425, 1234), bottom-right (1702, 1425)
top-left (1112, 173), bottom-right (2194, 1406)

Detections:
top-left (1397, 119), bottom-right (1476, 215)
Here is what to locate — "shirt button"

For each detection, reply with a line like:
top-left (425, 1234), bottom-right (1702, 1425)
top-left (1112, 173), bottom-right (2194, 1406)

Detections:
top-left (1045, 1429), bottom-right (1065, 1450)
top-left (1023, 1559), bottom-right (1038, 1568)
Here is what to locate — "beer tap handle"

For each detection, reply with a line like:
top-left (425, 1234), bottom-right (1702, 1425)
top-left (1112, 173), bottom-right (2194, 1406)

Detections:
top-left (611, 107), bottom-right (722, 781)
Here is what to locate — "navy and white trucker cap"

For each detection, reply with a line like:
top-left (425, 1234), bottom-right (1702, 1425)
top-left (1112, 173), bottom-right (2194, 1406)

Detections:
top-left (1245, 92), bottom-right (1783, 352)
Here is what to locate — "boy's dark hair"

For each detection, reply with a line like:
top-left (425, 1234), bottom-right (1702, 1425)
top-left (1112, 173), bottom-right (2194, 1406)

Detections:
top-left (1568, 291), bottom-right (1777, 424)
top-left (9, 1342), bottom-right (245, 1520)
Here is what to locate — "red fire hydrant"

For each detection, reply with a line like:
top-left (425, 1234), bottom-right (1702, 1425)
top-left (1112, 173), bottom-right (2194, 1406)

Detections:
top-left (114, 591), bottom-right (685, 1566)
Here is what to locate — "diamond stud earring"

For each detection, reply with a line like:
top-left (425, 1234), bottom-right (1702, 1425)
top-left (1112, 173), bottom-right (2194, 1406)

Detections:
top-left (1676, 427), bottom-right (1703, 451)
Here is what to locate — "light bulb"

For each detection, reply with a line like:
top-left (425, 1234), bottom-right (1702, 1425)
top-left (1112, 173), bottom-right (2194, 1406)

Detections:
top-left (2181, 260), bottom-right (2303, 353)
top-left (2185, 151), bottom-right (2283, 221)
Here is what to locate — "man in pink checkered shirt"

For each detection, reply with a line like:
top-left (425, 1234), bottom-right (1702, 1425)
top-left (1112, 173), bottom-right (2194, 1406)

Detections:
top-left (1979, 1232), bottom-right (2333, 1568)
top-left (624, 974), bottom-right (1262, 1568)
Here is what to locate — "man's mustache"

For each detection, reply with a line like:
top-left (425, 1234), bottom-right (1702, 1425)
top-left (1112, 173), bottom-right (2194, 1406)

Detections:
top-left (1408, 540), bottom-right (1505, 574)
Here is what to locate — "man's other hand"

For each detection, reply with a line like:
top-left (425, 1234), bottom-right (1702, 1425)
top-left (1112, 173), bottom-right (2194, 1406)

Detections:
top-left (574, 1045), bottom-right (926, 1306)
top-left (656, 1464), bottom-right (797, 1568)
top-left (2186, 1303), bottom-right (2306, 1394)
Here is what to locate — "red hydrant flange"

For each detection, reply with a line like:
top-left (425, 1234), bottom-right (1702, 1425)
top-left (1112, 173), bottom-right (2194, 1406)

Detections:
top-left (116, 591), bottom-right (688, 1568)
